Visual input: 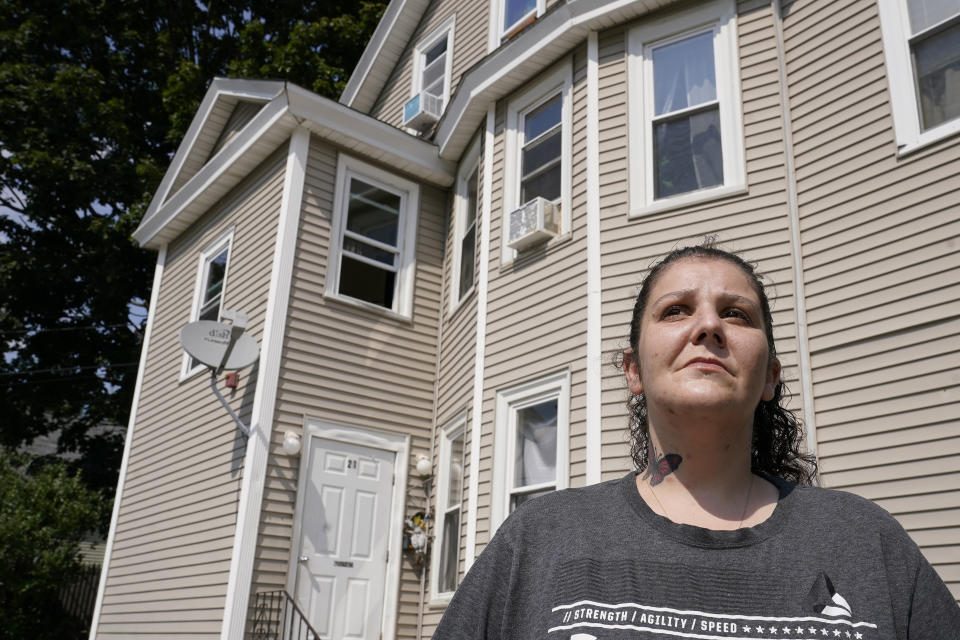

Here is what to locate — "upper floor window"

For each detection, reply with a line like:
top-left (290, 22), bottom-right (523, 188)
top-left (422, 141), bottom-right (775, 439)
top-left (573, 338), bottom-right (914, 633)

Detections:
top-left (878, 0), bottom-right (960, 153)
top-left (414, 17), bottom-right (456, 111)
top-left (492, 0), bottom-right (545, 46)
top-left (491, 371), bottom-right (569, 533)
top-left (627, 0), bottom-right (745, 215)
top-left (183, 231), bottom-right (233, 377)
top-left (431, 418), bottom-right (466, 601)
top-left (502, 61), bottom-right (572, 263)
top-left (452, 138), bottom-right (481, 310)
top-left (327, 155), bottom-right (420, 318)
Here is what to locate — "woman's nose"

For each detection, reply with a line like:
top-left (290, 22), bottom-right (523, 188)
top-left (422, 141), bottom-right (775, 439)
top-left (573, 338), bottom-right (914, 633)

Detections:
top-left (692, 308), bottom-right (724, 346)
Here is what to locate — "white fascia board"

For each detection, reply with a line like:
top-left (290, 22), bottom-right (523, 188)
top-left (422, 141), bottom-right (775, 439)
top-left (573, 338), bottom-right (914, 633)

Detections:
top-left (340, 0), bottom-right (432, 112)
top-left (145, 78), bottom-right (286, 216)
top-left (287, 83), bottom-right (456, 186)
top-left (435, 0), bottom-right (678, 161)
top-left (133, 92), bottom-right (297, 249)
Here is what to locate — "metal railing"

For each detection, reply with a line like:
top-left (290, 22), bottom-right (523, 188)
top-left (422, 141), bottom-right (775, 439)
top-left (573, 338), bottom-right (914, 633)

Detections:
top-left (251, 590), bottom-right (321, 640)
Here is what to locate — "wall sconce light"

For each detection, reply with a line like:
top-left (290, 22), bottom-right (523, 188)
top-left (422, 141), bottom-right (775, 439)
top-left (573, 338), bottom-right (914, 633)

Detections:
top-left (281, 431), bottom-right (301, 456)
top-left (415, 453), bottom-right (432, 477)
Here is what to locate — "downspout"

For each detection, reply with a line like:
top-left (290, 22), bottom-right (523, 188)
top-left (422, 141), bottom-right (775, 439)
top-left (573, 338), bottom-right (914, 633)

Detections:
top-left (772, 0), bottom-right (818, 466)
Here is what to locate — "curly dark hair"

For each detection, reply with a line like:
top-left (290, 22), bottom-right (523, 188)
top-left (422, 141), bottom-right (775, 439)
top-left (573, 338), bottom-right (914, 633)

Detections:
top-left (619, 241), bottom-right (818, 486)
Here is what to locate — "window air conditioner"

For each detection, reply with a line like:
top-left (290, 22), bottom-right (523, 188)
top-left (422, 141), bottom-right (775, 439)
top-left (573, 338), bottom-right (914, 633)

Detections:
top-left (403, 92), bottom-right (442, 129)
top-left (507, 197), bottom-right (558, 251)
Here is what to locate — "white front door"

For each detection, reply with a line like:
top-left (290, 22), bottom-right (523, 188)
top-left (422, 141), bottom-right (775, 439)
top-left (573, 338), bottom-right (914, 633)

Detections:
top-left (295, 437), bottom-right (395, 639)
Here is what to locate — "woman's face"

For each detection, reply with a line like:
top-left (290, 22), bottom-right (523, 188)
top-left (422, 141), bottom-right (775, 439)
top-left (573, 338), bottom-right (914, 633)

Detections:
top-left (625, 257), bottom-right (780, 422)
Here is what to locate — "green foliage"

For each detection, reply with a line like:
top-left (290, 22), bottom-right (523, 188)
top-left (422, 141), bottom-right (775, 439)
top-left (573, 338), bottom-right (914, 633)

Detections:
top-left (0, 451), bottom-right (108, 639)
top-left (0, 0), bottom-right (384, 495)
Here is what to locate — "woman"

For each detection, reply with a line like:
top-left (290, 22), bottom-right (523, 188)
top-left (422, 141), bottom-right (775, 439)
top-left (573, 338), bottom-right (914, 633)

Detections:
top-left (433, 244), bottom-right (959, 639)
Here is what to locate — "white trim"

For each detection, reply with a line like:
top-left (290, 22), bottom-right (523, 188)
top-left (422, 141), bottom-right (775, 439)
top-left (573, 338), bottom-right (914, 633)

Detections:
top-left (491, 0), bottom-right (547, 48)
top-left (325, 154), bottom-right (420, 318)
top-left (429, 414), bottom-right (467, 603)
top-left (220, 127), bottom-right (310, 640)
top-left (148, 78), bottom-right (284, 212)
top-left (179, 229), bottom-right (235, 381)
top-left (286, 420), bottom-right (410, 640)
top-left (585, 31), bottom-right (602, 487)
top-left (88, 245), bottom-right (166, 640)
top-left (412, 15), bottom-right (457, 109)
top-left (627, 0), bottom-right (745, 215)
top-left (451, 136), bottom-right (481, 312)
top-left (464, 104), bottom-right (495, 570)
top-left (876, 0), bottom-right (960, 154)
top-left (135, 80), bottom-right (455, 250)
top-left (439, 0), bottom-right (681, 161)
top-left (772, 0), bottom-right (817, 466)
top-left (490, 370), bottom-right (571, 536)
top-left (501, 59), bottom-right (573, 264)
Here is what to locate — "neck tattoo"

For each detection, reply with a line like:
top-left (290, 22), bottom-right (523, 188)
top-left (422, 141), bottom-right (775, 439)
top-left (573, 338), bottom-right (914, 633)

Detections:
top-left (642, 445), bottom-right (682, 487)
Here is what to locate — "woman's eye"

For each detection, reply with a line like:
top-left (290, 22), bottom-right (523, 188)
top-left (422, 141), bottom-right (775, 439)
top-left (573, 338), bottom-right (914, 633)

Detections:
top-left (723, 308), bottom-right (750, 322)
top-left (662, 305), bottom-right (687, 319)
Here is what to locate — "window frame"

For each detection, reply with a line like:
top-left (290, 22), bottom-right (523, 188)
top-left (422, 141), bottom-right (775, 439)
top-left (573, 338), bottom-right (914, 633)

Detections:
top-left (429, 415), bottom-right (467, 603)
top-left (180, 229), bottom-right (234, 380)
top-left (502, 61), bottom-right (572, 264)
top-left (493, 0), bottom-right (546, 45)
top-left (326, 154), bottom-right (420, 319)
top-left (627, 0), bottom-right (745, 217)
top-left (412, 16), bottom-right (456, 115)
top-left (490, 370), bottom-right (570, 535)
top-left (877, 0), bottom-right (960, 155)
top-left (451, 137), bottom-right (481, 312)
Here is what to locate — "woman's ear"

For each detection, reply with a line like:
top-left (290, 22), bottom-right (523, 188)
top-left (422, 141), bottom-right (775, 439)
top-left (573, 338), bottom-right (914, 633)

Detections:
top-left (623, 349), bottom-right (643, 395)
top-left (762, 357), bottom-right (781, 402)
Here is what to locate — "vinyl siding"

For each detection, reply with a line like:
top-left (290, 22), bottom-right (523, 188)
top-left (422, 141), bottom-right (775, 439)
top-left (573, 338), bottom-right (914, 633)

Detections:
top-left (96, 147), bottom-right (287, 639)
top-left (368, 0), bottom-right (490, 128)
top-left (595, 3), bottom-right (802, 489)
top-left (247, 134), bottom-right (445, 639)
top-left (469, 49), bottom-right (591, 556)
top-left (419, 137), bottom-right (481, 637)
top-left (781, 0), bottom-right (960, 599)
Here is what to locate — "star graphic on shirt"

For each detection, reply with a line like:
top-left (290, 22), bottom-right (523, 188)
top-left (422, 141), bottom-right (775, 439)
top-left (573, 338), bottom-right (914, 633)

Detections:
top-left (783, 627), bottom-right (791, 634)
top-left (855, 634), bottom-right (863, 640)
top-left (770, 626), bottom-right (779, 634)
top-left (845, 632), bottom-right (851, 638)
top-left (809, 628), bottom-right (818, 635)
top-left (820, 628), bottom-right (829, 636)
top-left (833, 630), bottom-right (841, 637)
top-left (743, 626), bottom-right (752, 633)
top-left (796, 626), bottom-right (805, 634)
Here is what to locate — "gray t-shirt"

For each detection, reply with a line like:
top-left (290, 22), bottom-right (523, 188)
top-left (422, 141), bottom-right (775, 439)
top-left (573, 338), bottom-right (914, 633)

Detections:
top-left (434, 473), bottom-right (959, 639)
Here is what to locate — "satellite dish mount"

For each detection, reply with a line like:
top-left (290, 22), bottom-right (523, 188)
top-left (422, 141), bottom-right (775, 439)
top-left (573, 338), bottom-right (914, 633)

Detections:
top-left (179, 310), bottom-right (260, 438)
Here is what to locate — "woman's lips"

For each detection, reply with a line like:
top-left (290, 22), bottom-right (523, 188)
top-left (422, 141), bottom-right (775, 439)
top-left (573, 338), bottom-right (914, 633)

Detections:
top-left (684, 357), bottom-right (728, 372)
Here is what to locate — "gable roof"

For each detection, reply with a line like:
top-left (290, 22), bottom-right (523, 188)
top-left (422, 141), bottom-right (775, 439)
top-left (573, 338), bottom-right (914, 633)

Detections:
top-left (339, 0), bottom-right (434, 113)
top-left (134, 78), bottom-right (455, 250)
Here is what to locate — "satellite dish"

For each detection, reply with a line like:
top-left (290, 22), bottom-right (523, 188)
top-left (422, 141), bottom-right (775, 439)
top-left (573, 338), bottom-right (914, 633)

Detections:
top-left (180, 320), bottom-right (259, 371)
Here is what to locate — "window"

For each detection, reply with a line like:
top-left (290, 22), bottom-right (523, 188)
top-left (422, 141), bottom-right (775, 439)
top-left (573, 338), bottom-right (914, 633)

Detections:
top-left (414, 18), bottom-right (456, 111)
top-left (878, 0), bottom-right (960, 153)
top-left (452, 139), bottom-right (480, 309)
top-left (503, 62), bottom-right (572, 263)
top-left (328, 156), bottom-right (420, 317)
top-left (431, 419), bottom-right (466, 600)
top-left (627, 0), bottom-right (745, 215)
top-left (491, 371), bottom-right (570, 532)
top-left (182, 231), bottom-right (233, 377)
top-left (496, 0), bottom-right (545, 42)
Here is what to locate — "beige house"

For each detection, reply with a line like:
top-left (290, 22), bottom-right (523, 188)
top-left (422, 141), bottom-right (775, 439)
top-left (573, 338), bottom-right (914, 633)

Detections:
top-left (90, 0), bottom-right (960, 637)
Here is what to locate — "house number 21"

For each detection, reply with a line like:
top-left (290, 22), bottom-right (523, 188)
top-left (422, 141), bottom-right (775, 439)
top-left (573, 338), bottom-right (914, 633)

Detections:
top-left (347, 459), bottom-right (358, 469)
